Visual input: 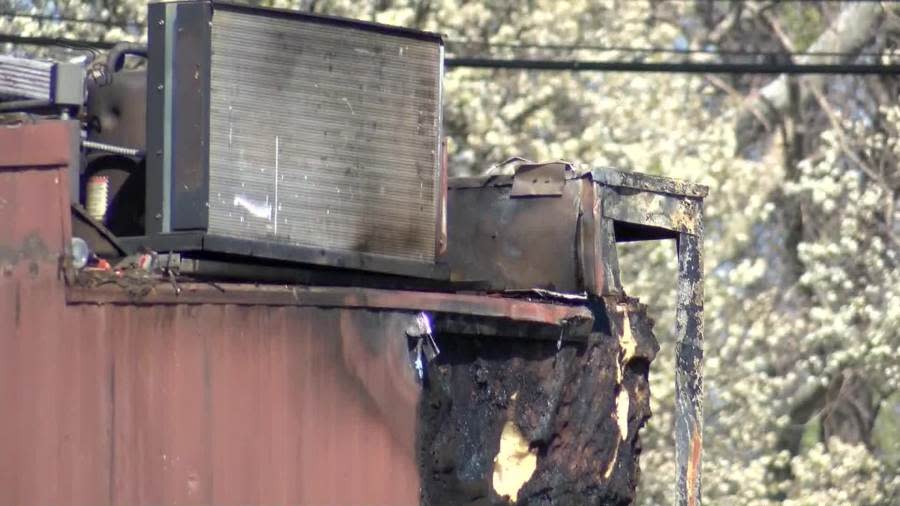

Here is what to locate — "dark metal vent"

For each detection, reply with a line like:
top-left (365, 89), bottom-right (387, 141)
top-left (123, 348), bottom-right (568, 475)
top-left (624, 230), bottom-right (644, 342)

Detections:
top-left (207, 8), bottom-right (443, 262)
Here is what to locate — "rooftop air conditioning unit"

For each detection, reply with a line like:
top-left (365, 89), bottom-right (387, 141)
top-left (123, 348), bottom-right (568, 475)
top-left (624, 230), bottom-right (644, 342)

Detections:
top-left (135, 1), bottom-right (446, 278)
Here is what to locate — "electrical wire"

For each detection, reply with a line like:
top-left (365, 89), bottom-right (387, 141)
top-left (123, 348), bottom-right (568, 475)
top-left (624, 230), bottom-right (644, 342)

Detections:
top-left (0, 33), bottom-right (117, 50)
top-left (5, 33), bottom-right (896, 74)
top-left (445, 57), bottom-right (900, 74)
top-left (5, 34), bottom-right (897, 74)
top-left (447, 40), bottom-right (890, 59)
top-left (663, 0), bottom-right (884, 3)
top-left (3, 29), bottom-right (894, 63)
top-left (3, 12), bottom-right (894, 61)
top-left (0, 12), bottom-right (139, 28)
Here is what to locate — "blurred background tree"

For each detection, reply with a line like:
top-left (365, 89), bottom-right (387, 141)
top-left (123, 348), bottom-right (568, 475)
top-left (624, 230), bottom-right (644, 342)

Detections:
top-left (3, 0), bottom-right (899, 503)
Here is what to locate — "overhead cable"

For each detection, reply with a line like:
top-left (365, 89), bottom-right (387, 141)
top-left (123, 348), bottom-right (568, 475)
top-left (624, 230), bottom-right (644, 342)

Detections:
top-left (3, 34), bottom-right (898, 75)
top-left (445, 57), bottom-right (900, 74)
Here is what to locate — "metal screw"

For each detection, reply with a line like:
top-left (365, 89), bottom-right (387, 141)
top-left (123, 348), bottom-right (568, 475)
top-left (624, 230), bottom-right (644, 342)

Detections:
top-left (157, 84), bottom-right (164, 91)
top-left (158, 19), bottom-right (165, 25)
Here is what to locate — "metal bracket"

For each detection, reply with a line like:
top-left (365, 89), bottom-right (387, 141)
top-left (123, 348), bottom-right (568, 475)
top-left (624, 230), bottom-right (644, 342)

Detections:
top-left (510, 161), bottom-right (569, 197)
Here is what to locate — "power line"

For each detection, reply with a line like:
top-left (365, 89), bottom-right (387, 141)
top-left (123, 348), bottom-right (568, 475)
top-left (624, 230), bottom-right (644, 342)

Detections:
top-left (0, 0), bottom-right (885, 33)
top-left (4, 34), bottom-right (899, 75)
top-left (663, 0), bottom-right (885, 2)
top-left (445, 57), bottom-right (900, 74)
top-left (0, 33), bottom-right (117, 50)
top-left (0, 12), bottom-right (137, 28)
top-left (3, 13), bottom-right (892, 61)
top-left (447, 39), bottom-right (888, 59)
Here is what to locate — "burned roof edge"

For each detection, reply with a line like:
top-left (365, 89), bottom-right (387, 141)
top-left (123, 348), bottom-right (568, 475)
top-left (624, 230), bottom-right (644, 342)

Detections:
top-left (588, 167), bottom-right (709, 198)
top-left (66, 282), bottom-right (593, 332)
top-left (447, 164), bottom-right (708, 199)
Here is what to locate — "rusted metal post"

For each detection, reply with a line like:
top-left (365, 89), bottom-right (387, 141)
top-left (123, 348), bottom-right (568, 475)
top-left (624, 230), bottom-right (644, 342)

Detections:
top-left (675, 218), bottom-right (704, 506)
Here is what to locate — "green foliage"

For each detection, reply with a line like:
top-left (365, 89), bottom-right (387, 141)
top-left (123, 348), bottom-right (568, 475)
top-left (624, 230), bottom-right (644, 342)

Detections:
top-left (775, 3), bottom-right (824, 52)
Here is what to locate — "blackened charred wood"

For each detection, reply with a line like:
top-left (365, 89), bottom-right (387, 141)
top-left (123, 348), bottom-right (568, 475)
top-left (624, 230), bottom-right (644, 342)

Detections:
top-left (419, 297), bottom-right (659, 505)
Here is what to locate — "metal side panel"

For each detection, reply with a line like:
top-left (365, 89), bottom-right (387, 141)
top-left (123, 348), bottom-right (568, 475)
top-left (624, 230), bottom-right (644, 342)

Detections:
top-left (444, 179), bottom-right (585, 292)
top-left (169, 1), bottom-right (212, 232)
top-left (146, 1), bottom-right (212, 234)
top-left (145, 2), bottom-right (167, 235)
top-left (206, 6), bottom-right (443, 262)
top-left (0, 141), bottom-right (421, 504)
top-left (601, 185), bottom-right (702, 236)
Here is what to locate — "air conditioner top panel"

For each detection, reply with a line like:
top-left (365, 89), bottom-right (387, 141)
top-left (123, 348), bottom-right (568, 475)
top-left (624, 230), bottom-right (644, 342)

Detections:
top-left (156, 1), bottom-right (445, 45)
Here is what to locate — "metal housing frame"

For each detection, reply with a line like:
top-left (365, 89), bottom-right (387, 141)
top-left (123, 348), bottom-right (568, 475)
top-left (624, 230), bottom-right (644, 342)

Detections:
top-left (445, 165), bottom-right (707, 505)
top-left (139, 0), bottom-right (448, 279)
top-left (594, 168), bottom-right (705, 506)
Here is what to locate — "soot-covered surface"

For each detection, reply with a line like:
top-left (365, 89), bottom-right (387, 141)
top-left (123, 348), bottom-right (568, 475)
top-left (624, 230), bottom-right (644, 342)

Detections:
top-left (418, 298), bottom-right (659, 505)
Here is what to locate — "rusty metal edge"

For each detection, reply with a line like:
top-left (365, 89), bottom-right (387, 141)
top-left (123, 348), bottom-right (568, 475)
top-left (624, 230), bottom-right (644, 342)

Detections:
top-left (449, 167), bottom-right (708, 199)
top-left (675, 218), bottom-right (704, 506)
top-left (600, 186), bottom-right (704, 237)
top-left (0, 119), bottom-right (80, 168)
top-left (447, 174), bottom-right (514, 189)
top-left (434, 313), bottom-right (593, 341)
top-left (590, 167), bottom-right (709, 198)
top-left (66, 283), bottom-right (594, 328)
top-left (577, 179), bottom-right (600, 294)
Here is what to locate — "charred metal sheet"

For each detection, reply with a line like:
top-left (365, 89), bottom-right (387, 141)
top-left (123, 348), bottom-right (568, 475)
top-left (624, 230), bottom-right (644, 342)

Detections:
top-left (444, 177), bottom-right (585, 292)
top-left (501, 288), bottom-right (588, 303)
top-left (598, 217), bottom-right (624, 294)
top-left (510, 162), bottom-right (569, 197)
top-left (445, 169), bottom-right (707, 293)
top-left (576, 179), bottom-right (602, 294)
top-left (447, 174), bottom-right (515, 189)
top-left (574, 179), bottom-right (622, 296)
top-left (151, 253), bottom-right (478, 292)
top-left (445, 165), bottom-right (707, 504)
top-left (590, 168), bottom-right (709, 198)
top-left (676, 230), bottom-right (704, 506)
top-left (438, 137), bottom-right (449, 256)
top-left (121, 231), bottom-right (451, 280)
top-left (67, 282), bottom-right (594, 340)
top-left (419, 292), bottom-right (660, 505)
top-left (601, 186), bottom-right (702, 236)
top-left (434, 311), bottom-right (592, 341)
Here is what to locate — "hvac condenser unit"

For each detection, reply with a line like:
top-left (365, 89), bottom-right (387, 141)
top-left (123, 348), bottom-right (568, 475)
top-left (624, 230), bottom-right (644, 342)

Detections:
top-left (140, 1), bottom-right (446, 278)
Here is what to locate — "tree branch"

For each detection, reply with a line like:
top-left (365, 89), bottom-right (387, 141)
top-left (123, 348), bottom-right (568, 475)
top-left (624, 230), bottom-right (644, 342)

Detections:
top-left (736, 3), bottom-right (888, 155)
